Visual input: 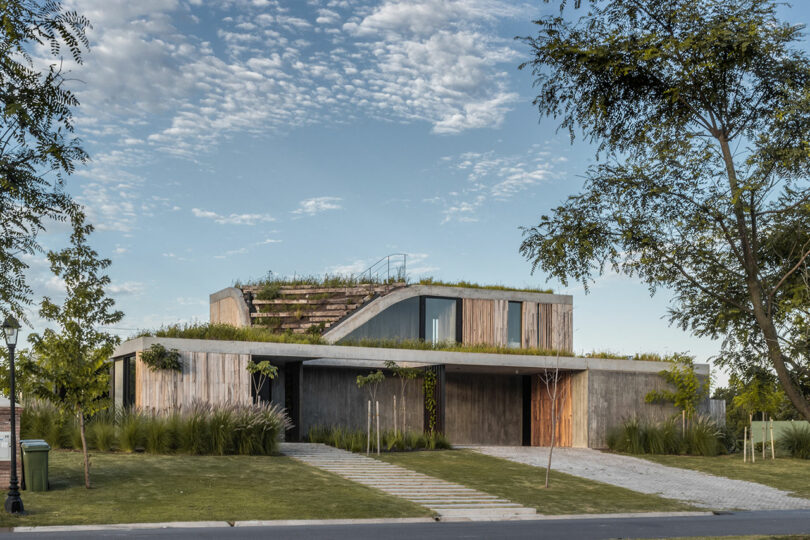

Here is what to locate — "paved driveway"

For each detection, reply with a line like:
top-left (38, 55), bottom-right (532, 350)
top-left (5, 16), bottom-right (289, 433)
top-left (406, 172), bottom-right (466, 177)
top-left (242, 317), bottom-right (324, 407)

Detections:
top-left (471, 446), bottom-right (810, 511)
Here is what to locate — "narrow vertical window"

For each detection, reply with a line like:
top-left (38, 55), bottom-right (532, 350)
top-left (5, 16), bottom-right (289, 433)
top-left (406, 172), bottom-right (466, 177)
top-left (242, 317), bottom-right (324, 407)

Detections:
top-left (424, 297), bottom-right (458, 345)
top-left (508, 301), bottom-right (522, 348)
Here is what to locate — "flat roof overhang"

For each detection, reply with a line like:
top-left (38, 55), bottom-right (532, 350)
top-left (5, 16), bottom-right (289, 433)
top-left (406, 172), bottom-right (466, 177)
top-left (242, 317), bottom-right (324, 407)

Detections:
top-left (113, 337), bottom-right (710, 376)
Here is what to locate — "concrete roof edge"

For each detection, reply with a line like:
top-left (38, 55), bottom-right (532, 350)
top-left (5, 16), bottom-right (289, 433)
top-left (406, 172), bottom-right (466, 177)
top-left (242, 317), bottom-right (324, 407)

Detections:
top-left (111, 337), bottom-right (705, 375)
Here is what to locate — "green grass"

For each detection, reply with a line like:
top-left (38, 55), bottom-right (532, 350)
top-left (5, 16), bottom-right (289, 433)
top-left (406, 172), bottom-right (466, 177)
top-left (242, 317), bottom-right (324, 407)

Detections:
top-left (0, 450), bottom-right (430, 527)
top-left (582, 350), bottom-right (671, 362)
top-left (377, 449), bottom-right (695, 514)
top-left (135, 323), bottom-right (326, 344)
top-left (640, 454), bottom-right (810, 499)
top-left (337, 338), bottom-right (575, 357)
top-left (416, 277), bottom-right (553, 294)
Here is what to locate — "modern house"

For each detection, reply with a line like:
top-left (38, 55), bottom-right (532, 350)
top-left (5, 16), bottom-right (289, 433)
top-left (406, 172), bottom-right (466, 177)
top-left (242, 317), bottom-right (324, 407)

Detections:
top-left (110, 280), bottom-right (713, 448)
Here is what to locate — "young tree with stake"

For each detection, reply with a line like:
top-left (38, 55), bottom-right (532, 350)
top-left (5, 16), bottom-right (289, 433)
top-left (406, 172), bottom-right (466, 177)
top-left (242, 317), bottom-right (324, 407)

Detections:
top-left (27, 215), bottom-right (123, 489)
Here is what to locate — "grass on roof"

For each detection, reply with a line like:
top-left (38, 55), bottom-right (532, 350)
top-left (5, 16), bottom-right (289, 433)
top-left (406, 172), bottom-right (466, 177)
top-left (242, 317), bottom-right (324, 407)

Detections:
top-left (582, 350), bottom-right (670, 362)
top-left (135, 323), bottom-right (325, 345)
top-left (132, 324), bottom-right (574, 356)
top-left (337, 338), bottom-right (574, 357)
top-left (417, 277), bottom-right (553, 294)
top-left (235, 271), bottom-right (404, 289)
top-left (232, 270), bottom-right (553, 294)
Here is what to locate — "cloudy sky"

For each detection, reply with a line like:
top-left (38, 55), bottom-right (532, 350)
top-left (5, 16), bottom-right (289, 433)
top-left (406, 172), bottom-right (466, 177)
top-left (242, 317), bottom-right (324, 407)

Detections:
top-left (21, 0), bottom-right (810, 384)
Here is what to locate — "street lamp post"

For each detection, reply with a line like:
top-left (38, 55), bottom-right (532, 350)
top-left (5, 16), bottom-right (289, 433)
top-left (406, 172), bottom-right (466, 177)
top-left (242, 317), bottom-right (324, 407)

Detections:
top-left (2, 317), bottom-right (23, 514)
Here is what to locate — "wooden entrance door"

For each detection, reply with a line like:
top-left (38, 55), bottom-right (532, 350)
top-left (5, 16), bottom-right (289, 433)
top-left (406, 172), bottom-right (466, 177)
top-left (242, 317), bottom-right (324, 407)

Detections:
top-left (531, 373), bottom-right (572, 447)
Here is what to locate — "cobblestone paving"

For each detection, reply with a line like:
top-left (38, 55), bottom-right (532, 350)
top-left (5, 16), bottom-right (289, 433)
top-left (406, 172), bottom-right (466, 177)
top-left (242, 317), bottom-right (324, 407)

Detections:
top-left (280, 443), bottom-right (537, 520)
top-left (471, 446), bottom-right (810, 511)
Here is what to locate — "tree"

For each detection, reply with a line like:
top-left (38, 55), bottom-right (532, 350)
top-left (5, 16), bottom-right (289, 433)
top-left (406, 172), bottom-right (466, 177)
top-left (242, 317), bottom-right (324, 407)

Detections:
top-left (247, 360), bottom-right (278, 404)
top-left (644, 353), bottom-right (709, 419)
top-left (537, 356), bottom-right (566, 488)
top-left (384, 360), bottom-right (420, 433)
top-left (0, 1), bottom-right (90, 321)
top-left (27, 215), bottom-right (123, 489)
top-left (520, 0), bottom-right (810, 420)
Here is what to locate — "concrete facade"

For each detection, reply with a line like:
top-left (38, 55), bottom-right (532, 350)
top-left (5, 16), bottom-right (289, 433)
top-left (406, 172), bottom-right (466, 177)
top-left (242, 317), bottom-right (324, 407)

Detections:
top-left (300, 366), bottom-right (424, 436)
top-left (445, 373), bottom-right (522, 445)
top-left (110, 336), bottom-right (711, 449)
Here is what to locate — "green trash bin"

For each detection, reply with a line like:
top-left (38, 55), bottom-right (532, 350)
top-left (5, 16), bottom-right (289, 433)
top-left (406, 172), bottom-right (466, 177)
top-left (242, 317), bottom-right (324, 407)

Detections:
top-left (20, 439), bottom-right (50, 492)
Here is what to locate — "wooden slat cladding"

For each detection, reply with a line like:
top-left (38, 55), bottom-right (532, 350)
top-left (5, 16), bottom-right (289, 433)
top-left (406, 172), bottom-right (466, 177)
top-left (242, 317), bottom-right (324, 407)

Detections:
top-left (462, 299), bottom-right (493, 345)
top-left (531, 372), bottom-right (573, 447)
top-left (492, 299), bottom-right (508, 346)
top-left (135, 351), bottom-right (251, 411)
top-left (521, 302), bottom-right (539, 348)
top-left (551, 304), bottom-right (573, 353)
top-left (538, 304), bottom-right (554, 349)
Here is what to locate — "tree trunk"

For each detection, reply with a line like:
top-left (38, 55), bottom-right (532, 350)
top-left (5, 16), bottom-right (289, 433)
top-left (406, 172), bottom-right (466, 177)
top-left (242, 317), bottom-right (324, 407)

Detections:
top-left (545, 393), bottom-right (556, 489)
top-left (718, 137), bottom-right (810, 421)
top-left (78, 408), bottom-right (91, 489)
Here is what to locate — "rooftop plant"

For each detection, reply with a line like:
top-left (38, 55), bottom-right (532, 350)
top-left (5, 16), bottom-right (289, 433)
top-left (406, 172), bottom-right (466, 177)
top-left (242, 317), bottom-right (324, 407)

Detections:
top-left (134, 323), bottom-right (325, 345)
top-left (233, 270), bottom-right (552, 294)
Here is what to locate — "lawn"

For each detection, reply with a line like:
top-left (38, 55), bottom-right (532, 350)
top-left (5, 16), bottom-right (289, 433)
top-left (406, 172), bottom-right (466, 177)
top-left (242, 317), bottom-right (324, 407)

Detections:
top-left (0, 450), bottom-right (430, 528)
top-left (377, 449), bottom-right (696, 515)
top-left (640, 454), bottom-right (810, 499)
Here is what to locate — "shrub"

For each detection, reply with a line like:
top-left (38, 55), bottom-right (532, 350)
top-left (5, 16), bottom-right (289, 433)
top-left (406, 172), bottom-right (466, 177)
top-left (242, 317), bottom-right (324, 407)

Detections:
top-left (141, 344), bottom-right (182, 372)
top-left (779, 423), bottom-right (810, 459)
top-left (179, 403), bottom-right (211, 455)
top-left (144, 415), bottom-right (173, 454)
top-left (607, 415), bottom-right (720, 456)
top-left (118, 410), bottom-right (146, 452)
top-left (209, 406), bottom-right (235, 455)
top-left (90, 420), bottom-right (116, 451)
top-left (684, 416), bottom-right (721, 456)
top-left (307, 425), bottom-right (450, 453)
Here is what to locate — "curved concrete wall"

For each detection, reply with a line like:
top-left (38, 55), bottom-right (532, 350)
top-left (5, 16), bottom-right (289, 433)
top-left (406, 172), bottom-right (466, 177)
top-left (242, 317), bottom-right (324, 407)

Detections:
top-left (209, 287), bottom-right (251, 327)
top-left (324, 285), bottom-right (572, 344)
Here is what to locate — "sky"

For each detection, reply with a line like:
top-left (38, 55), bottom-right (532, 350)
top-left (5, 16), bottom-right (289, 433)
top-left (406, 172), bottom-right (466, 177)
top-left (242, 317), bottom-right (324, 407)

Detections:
top-left (19, 0), bottom-right (810, 387)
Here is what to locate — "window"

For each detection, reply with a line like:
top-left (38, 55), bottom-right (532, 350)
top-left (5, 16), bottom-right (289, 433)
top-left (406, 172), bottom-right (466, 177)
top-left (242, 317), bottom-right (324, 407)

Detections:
top-left (508, 301), bottom-right (522, 348)
top-left (423, 297), bottom-right (458, 345)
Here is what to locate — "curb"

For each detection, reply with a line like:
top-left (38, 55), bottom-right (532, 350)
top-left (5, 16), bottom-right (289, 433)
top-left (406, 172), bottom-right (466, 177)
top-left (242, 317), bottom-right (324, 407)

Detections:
top-left (8, 511), bottom-right (716, 533)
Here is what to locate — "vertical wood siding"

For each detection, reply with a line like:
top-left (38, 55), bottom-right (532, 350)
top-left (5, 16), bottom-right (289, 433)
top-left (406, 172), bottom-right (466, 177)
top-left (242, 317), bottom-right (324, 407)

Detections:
top-left (521, 302), bottom-right (539, 348)
top-left (492, 299), bottom-right (508, 346)
top-left (135, 351), bottom-right (251, 412)
top-left (531, 372), bottom-right (573, 447)
top-left (551, 304), bottom-right (573, 353)
top-left (462, 299), bottom-right (494, 345)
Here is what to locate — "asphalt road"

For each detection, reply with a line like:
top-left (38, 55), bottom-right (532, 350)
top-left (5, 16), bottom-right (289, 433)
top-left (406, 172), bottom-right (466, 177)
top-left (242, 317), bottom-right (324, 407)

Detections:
top-left (2, 511), bottom-right (809, 540)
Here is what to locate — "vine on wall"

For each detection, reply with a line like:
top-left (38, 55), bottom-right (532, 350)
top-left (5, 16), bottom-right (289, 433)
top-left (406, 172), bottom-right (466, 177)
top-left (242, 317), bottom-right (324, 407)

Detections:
top-left (424, 368), bottom-right (437, 434)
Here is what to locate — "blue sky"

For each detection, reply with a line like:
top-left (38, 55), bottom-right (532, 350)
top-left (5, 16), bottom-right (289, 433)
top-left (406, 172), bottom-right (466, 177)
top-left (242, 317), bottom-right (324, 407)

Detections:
top-left (22, 0), bottom-right (810, 386)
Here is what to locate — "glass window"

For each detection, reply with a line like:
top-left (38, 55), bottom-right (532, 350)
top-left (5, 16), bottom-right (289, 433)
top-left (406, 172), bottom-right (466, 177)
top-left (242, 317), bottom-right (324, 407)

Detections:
top-left (424, 297), bottom-right (457, 345)
top-left (508, 301), bottom-right (522, 348)
top-left (126, 357), bottom-right (136, 407)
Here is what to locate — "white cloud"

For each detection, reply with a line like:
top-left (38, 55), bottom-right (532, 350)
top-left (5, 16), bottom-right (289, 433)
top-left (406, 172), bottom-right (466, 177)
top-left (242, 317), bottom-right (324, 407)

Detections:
top-left (109, 281), bottom-right (145, 296)
top-left (257, 238), bottom-right (282, 245)
top-left (292, 196), bottom-right (343, 216)
top-left (431, 146), bottom-right (556, 223)
top-left (60, 0), bottom-right (526, 162)
top-left (192, 208), bottom-right (275, 225)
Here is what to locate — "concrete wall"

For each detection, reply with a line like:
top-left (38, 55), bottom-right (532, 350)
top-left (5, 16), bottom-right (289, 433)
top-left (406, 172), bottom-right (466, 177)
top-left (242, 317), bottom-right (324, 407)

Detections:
top-left (586, 370), bottom-right (679, 448)
top-left (300, 366), bottom-right (424, 437)
top-left (445, 372), bottom-right (523, 445)
top-left (209, 288), bottom-right (251, 327)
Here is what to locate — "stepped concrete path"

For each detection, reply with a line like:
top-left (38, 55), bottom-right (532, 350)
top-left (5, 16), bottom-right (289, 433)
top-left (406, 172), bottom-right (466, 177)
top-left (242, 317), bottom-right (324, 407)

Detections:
top-left (280, 443), bottom-right (537, 521)
top-left (470, 446), bottom-right (810, 511)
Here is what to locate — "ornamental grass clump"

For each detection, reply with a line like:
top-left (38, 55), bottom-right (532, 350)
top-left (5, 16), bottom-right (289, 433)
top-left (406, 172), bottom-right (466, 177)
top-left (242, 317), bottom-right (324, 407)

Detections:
top-left (308, 425), bottom-right (451, 453)
top-left (21, 400), bottom-right (291, 456)
top-left (607, 415), bottom-right (721, 456)
top-left (779, 423), bottom-right (810, 459)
